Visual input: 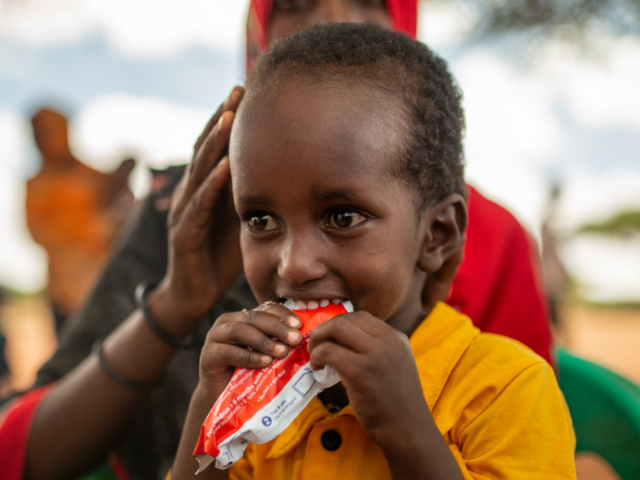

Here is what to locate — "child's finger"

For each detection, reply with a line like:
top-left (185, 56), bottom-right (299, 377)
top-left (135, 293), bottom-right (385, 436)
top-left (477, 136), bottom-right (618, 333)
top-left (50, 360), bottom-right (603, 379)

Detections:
top-left (256, 303), bottom-right (302, 329)
top-left (212, 320), bottom-right (291, 359)
top-left (308, 315), bottom-right (372, 354)
top-left (240, 309), bottom-right (303, 346)
top-left (308, 341), bottom-right (357, 373)
top-left (206, 343), bottom-right (273, 370)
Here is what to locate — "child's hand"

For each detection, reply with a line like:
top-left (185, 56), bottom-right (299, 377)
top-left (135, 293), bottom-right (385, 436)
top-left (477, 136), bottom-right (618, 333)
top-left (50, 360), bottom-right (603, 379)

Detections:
top-left (308, 312), bottom-right (430, 450)
top-left (147, 87), bottom-right (246, 336)
top-left (197, 303), bottom-right (304, 406)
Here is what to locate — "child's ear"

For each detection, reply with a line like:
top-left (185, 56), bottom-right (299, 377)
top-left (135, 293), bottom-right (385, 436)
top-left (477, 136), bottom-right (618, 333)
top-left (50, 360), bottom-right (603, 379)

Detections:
top-left (417, 194), bottom-right (468, 273)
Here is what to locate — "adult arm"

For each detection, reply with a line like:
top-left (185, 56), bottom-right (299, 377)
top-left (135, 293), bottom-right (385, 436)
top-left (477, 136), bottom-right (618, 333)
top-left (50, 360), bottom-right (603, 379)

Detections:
top-left (23, 88), bottom-right (245, 480)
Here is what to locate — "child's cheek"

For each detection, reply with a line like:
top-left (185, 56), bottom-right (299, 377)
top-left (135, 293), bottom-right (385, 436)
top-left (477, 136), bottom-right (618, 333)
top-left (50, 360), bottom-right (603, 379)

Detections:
top-left (240, 237), bottom-right (272, 303)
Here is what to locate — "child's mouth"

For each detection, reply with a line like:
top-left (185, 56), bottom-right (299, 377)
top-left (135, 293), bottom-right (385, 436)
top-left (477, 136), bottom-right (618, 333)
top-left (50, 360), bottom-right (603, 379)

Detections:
top-left (281, 298), bottom-right (352, 311)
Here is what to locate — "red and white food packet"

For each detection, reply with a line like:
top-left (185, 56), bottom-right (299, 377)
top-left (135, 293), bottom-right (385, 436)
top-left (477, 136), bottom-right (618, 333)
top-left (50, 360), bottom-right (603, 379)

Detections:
top-left (193, 300), bottom-right (353, 471)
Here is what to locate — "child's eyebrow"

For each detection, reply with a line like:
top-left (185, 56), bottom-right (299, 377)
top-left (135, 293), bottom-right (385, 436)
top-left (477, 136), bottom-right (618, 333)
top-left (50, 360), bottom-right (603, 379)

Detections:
top-left (236, 194), bottom-right (274, 209)
top-left (312, 190), bottom-right (359, 203)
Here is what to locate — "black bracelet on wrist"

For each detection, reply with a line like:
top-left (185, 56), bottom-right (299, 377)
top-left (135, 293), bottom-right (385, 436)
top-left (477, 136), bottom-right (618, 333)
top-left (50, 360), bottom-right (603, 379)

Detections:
top-left (93, 339), bottom-right (157, 391)
top-left (135, 282), bottom-right (197, 349)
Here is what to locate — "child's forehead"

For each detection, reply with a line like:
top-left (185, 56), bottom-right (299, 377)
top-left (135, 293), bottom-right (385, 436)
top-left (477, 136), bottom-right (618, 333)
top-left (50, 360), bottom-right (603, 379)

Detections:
top-left (233, 78), bottom-right (408, 161)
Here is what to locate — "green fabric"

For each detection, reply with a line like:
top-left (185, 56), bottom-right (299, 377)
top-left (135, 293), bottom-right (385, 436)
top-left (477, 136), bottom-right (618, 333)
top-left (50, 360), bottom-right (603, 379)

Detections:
top-left (557, 348), bottom-right (640, 480)
top-left (76, 463), bottom-right (118, 480)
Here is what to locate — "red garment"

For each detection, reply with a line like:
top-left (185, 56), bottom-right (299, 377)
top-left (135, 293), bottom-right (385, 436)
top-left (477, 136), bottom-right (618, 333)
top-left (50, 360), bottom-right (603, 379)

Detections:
top-left (0, 386), bottom-right (53, 480)
top-left (449, 187), bottom-right (552, 364)
top-left (246, 0), bottom-right (417, 70)
top-left (247, 0), bottom-right (552, 363)
top-left (0, 384), bottom-right (132, 480)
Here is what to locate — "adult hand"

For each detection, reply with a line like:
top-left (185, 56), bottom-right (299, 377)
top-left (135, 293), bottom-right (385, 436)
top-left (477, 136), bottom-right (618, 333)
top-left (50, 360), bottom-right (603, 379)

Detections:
top-left (147, 87), bottom-right (246, 336)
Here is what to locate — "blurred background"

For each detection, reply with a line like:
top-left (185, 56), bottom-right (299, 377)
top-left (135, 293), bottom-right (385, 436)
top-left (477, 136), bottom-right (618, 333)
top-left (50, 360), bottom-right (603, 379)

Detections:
top-left (0, 0), bottom-right (638, 402)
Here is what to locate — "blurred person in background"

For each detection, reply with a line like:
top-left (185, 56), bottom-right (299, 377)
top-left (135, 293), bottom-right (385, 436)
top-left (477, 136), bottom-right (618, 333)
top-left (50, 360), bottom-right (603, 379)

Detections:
top-left (0, 2), bottom-right (553, 480)
top-left (27, 108), bottom-right (136, 332)
top-left (0, 288), bottom-right (9, 392)
top-left (541, 183), bottom-right (569, 328)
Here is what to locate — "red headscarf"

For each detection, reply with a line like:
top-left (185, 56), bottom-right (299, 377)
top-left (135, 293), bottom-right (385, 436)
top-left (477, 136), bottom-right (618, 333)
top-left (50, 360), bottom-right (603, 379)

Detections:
top-left (246, 0), bottom-right (417, 70)
top-left (245, 0), bottom-right (552, 364)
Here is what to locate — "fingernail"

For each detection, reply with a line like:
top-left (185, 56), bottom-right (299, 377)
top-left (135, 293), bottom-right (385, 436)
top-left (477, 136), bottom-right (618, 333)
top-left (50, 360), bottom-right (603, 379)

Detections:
top-left (287, 317), bottom-right (302, 328)
top-left (217, 114), bottom-right (225, 128)
top-left (287, 331), bottom-right (301, 344)
top-left (274, 344), bottom-right (286, 355)
top-left (261, 355), bottom-right (272, 365)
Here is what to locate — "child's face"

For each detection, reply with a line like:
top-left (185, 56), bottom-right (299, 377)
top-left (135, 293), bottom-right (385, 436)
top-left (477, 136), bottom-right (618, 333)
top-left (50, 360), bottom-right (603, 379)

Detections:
top-left (230, 81), bottom-right (428, 328)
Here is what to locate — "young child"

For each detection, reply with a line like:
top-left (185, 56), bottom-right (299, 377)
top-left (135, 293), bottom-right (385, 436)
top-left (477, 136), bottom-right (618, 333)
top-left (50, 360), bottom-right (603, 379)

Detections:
top-left (171, 23), bottom-right (576, 480)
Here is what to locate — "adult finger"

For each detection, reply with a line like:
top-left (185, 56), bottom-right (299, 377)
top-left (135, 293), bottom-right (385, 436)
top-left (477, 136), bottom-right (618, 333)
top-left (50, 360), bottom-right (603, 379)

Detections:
top-left (193, 86), bottom-right (245, 154)
top-left (168, 157), bottom-right (231, 254)
top-left (185, 110), bottom-right (236, 199)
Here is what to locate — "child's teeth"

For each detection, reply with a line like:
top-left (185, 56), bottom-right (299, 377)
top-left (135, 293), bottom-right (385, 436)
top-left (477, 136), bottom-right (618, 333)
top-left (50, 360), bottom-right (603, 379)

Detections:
top-left (331, 299), bottom-right (340, 305)
top-left (296, 300), bottom-right (307, 310)
top-left (320, 299), bottom-right (329, 308)
top-left (283, 299), bottom-right (297, 310)
top-left (307, 301), bottom-right (319, 310)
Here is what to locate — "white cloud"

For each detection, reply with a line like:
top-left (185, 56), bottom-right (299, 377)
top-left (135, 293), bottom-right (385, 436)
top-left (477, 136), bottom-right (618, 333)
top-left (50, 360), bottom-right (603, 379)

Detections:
top-left (0, 109), bottom-right (47, 292)
top-left (538, 37), bottom-right (640, 132)
top-left (0, 0), bottom-right (96, 45)
top-left (69, 93), bottom-right (213, 196)
top-left (561, 234), bottom-right (640, 303)
top-left (0, 0), bottom-right (251, 57)
top-left (417, 0), bottom-right (476, 49)
top-left (554, 169), bottom-right (640, 233)
top-left (70, 93), bottom-right (212, 168)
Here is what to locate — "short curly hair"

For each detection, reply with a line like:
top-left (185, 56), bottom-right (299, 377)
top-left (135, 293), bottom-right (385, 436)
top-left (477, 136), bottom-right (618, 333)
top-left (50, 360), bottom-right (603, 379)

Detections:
top-left (247, 22), bottom-right (466, 208)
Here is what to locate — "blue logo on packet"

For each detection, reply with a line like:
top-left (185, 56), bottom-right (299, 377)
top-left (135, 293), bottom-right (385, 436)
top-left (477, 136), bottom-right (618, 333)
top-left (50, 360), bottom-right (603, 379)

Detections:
top-left (262, 416), bottom-right (272, 427)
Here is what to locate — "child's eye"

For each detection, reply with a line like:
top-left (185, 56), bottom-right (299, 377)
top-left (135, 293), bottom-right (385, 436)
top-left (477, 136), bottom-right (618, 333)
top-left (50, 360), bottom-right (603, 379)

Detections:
top-left (327, 211), bottom-right (366, 229)
top-left (248, 214), bottom-right (279, 232)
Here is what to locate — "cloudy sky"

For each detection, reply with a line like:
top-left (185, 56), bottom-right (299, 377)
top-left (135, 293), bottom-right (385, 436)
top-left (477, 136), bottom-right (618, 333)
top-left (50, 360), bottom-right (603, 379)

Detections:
top-left (1, 0), bottom-right (639, 301)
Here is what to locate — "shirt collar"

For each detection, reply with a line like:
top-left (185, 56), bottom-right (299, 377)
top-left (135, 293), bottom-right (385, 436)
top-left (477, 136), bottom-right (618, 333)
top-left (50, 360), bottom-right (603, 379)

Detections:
top-left (266, 302), bottom-right (479, 460)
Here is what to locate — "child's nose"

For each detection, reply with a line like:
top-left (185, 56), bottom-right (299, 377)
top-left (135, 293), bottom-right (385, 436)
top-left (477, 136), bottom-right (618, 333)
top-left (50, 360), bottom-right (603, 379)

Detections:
top-left (277, 232), bottom-right (327, 285)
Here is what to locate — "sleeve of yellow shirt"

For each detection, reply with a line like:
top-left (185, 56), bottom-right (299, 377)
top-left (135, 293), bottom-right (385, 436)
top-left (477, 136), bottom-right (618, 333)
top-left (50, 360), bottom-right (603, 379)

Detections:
top-left (449, 361), bottom-right (576, 480)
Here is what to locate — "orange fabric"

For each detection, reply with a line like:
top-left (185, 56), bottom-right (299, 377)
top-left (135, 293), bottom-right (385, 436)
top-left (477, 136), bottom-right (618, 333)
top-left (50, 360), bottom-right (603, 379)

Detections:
top-left (26, 162), bottom-right (122, 315)
top-left (229, 303), bottom-right (575, 479)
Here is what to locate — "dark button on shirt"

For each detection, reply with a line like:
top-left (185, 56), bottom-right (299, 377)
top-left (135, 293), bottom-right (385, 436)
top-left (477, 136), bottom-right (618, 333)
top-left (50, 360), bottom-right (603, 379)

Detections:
top-left (320, 430), bottom-right (342, 451)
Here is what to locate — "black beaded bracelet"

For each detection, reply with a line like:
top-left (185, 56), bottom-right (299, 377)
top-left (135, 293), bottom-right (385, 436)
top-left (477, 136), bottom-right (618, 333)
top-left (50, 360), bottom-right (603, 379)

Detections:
top-left (93, 339), bottom-right (157, 391)
top-left (135, 282), bottom-right (196, 349)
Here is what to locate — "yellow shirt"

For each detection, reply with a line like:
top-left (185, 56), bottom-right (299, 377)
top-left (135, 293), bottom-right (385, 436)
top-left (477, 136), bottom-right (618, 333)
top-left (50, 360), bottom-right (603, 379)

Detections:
top-left (228, 302), bottom-right (576, 480)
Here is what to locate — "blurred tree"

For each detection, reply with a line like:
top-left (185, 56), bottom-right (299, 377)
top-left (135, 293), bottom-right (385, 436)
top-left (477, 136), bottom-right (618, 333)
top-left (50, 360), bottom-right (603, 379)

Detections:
top-left (470, 0), bottom-right (640, 36)
top-left (427, 0), bottom-right (640, 44)
top-left (579, 210), bottom-right (640, 236)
